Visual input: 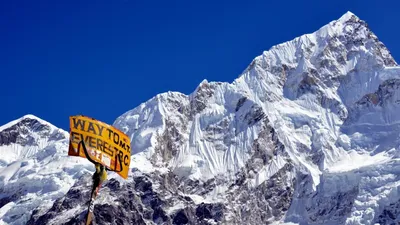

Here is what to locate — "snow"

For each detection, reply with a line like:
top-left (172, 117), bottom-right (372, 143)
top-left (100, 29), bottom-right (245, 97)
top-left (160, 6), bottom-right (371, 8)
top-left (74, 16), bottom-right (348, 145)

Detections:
top-left (312, 159), bottom-right (400, 225)
top-left (0, 121), bottom-right (92, 225)
top-left (2, 11), bottom-right (400, 225)
top-left (112, 11), bottom-right (400, 224)
top-left (0, 114), bottom-right (69, 167)
top-left (326, 150), bottom-right (392, 173)
top-left (183, 194), bottom-right (207, 205)
top-left (0, 161), bottom-right (24, 183)
top-left (112, 10), bottom-right (399, 204)
top-left (271, 222), bottom-right (299, 225)
top-left (130, 152), bottom-right (163, 174)
top-left (204, 183), bottom-right (229, 203)
top-left (115, 83), bottom-right (262, 182)
top-left (249, 155), bottom-right (287, 187)
top-left (0, 203), bottom-right (14, 220)
top-left (0, 114), bottom-right (67, 136)
top-left (166, 202), bottom-right (185, 214)
top-left (47, 205), bottom-right (85, 225)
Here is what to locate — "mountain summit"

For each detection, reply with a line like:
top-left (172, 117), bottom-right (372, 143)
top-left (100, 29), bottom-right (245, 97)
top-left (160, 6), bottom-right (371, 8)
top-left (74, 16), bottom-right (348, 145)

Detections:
top-left (110, 11), bottom-right (400, 224)
top-left (2, 12), bottom-right (400, 225)
top-left (0, 115), bottom-right (91, 225)
top-left (0, 114), bottom-right (68, 166)
top-left (115, 10), bottom-right (398, 182)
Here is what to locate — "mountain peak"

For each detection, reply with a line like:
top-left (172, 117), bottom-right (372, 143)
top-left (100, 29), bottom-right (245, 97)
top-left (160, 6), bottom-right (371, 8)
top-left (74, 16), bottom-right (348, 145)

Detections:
top-left (0, 114), bottom-right (61, 133)
top-left (4, 12), bottom-right (400, 225)
top-left (0, 114), bottom-right (68, 165)
top-left (337, 11), bottom-right (358, 23)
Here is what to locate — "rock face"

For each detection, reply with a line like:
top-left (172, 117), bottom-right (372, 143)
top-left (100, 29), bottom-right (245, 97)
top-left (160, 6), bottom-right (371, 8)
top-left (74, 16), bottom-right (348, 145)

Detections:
top-left (2, 11), bottom-right (400, 225)
top-left (0, 115), bottom-right (68, 166)
top-left (0, 115), bottom-right (92, 225)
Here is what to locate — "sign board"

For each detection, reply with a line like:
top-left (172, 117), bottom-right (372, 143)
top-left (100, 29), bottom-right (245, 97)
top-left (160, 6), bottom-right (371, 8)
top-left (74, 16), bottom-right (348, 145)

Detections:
top-left (68, 115), bottom-right (131, 179)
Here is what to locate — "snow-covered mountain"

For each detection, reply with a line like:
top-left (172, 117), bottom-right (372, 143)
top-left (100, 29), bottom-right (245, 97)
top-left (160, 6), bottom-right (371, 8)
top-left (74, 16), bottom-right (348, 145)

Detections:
top-left (0, 115), bottom-right (93, 225)
top-left (2, 11), bottom-right (400, 225)
top-left (0, 115), bottom-right (67, 166)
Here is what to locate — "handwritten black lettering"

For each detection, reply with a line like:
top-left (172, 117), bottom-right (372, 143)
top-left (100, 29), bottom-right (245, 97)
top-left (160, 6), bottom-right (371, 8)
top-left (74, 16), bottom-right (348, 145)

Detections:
top-left (87, 122), bottom-right (96, 135)
top-left (96, 138), bottom-right (103, 152)
top-left (95, 124), bottom-right (104, 136)
top-left (72, 118), bottom-right (85, 131)
top-left (124, 155), bottom-right (129, 166)
top-left (106, 128), bottom-right (113, 139)
top-left (113, 132), bottom-right (120, 145)
top-left (71, 131), bottom-right (81, 144)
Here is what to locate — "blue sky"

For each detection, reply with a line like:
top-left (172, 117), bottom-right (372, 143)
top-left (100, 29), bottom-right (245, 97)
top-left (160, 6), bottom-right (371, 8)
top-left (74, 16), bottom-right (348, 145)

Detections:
top-left (1, 0), bottom-right (399, 130)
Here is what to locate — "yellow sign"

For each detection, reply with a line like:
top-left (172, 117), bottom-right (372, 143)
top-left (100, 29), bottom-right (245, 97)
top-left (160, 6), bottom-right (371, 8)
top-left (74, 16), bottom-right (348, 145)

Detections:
top-left (68, 115), bottom-right (131, 179)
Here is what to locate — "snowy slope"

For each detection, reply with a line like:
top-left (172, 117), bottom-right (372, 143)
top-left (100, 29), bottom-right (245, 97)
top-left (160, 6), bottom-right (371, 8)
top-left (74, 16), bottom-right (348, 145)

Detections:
top-left (114, 11), bottom-right (399, 187)
top-left (112, 11), bottom-right (400, 225)
top-left (0, 115), bottom-right (93, 225)
top-left (3, 11), bottom-right (400, 225)
top-left (0, 114), bottom-right (68, 167)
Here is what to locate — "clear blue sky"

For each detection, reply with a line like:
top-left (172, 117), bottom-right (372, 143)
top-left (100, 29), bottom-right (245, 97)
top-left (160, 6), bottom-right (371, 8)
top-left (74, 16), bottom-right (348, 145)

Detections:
top-left (1, 0), bottom-right (399, 131)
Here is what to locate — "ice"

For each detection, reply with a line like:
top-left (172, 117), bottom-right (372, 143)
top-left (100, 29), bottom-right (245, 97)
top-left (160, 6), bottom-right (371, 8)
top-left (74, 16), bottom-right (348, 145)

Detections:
top-left (326, 151), bottom-right (392, 173)
top-left (271, 222), bottom-right (299, 225)
top-left (0, 202), bottom-right (14, 220)
top-left (130, 152), bottom-right (157, 173)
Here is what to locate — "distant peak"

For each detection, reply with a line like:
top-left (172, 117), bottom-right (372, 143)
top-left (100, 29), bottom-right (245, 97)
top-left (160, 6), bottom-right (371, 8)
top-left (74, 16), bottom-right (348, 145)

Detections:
top-left (337, 11), bottom-right (360, 23)
top-left (21, 114), bottom-right (42, 121)
top-left (0, 114), bottom-right (61, 133)
top-left (195, 79), bottom-right (209, 90)
top-left (200, 79), bottom-right (209, 85)
top-left (338, 11), bottom-right (358, 22)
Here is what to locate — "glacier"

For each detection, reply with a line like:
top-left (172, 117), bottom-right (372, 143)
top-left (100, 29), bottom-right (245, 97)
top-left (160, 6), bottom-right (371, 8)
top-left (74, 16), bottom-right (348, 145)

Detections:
top-left (1, 11), bottom-right (400, 225)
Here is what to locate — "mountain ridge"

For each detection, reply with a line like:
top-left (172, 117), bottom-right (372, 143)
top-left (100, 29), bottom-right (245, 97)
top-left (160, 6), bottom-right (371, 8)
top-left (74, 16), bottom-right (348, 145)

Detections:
top-left (2, 11), bottom-right (400, 225)
top-left (113, 9), bottom-right (399, 184)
